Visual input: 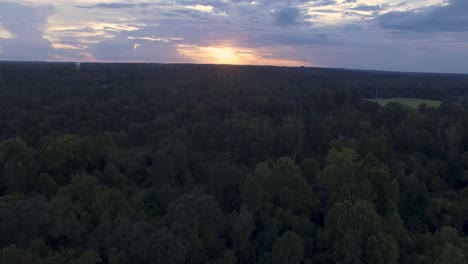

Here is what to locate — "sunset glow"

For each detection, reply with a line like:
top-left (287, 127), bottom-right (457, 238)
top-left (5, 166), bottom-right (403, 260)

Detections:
top-left (0, 0), bottom-right (466, 72)
top-left (178, 45), bottom-right (249, 65)
top-left (177, 45), bottom-right (309, 66)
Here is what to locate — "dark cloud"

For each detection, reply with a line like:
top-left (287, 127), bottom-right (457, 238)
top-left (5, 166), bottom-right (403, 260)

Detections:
top-left (0, 2), bottom-right (54, 60)
top-left (313, 9), bottom-right (340, 13)
top-left (377, 0), bottom-right (468, 32)
top-left (251, 32), bottom-right (331, 47)
top-left (273, 7), bottom-right (301, 26)
top-left (91, 37), bottom-right (134, 60)
top-left (352, 5), bottom-right (383, 12)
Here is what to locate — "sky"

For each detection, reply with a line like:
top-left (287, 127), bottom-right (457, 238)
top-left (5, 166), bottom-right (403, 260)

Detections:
top-left (0, 0), bottom-right (467, 73)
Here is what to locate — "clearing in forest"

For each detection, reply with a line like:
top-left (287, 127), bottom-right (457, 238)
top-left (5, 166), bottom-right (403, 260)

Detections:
top-left (365, 97), bottom-right (442, 108)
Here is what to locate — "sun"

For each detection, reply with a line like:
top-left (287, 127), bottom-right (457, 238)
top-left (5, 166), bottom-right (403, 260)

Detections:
top-left (204, 46), bottom-right (239, 64)
top-left (178, 45), bottom-right (245, 65)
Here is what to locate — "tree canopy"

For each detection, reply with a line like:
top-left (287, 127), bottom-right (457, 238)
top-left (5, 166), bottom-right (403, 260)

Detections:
top-left (1, 62), bottom-right (468, 263)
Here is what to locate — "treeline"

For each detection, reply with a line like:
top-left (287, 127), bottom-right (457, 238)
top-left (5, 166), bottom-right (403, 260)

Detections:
top-left (0, 63), bottom-right (468, 263)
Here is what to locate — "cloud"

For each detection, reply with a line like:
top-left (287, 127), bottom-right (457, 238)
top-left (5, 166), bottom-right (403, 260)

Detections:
top-left (185, 5), bottom-right (214, 13)
top-left (352, 5), bottom-right (383, 12)
top-left (1, 0), bottom-right (467, 73)
top-left (245, 32), bottom-right (331, 47)
top-left (377, 0), bottom-right (468, 32)
top-left (89, 34), bottom-right (186, 62)
top-left (310, 0), bottom-right (337, 7)
top-left (273, 7), bottom-right (302, 26)
top-left (0, 2), bottom-right (54, 60)
top-left (76, 2), bottom-right (152, 9)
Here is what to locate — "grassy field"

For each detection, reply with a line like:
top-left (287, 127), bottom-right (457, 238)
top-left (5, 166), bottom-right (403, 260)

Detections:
top-left (365, 97), bottom-right (442, 108)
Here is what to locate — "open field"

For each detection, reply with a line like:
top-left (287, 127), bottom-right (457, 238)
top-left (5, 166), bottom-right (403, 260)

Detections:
top-left (365, 97), bottom-right (442, 108)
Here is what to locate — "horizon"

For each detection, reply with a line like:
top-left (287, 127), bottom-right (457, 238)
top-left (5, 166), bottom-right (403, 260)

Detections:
top-left (1, 1), bottom-right (468, 74)
top-left (2, 60), bottom-right (468, 76)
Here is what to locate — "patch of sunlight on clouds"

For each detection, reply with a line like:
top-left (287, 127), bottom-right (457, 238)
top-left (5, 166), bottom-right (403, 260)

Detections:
top-left (305, 0), bottom-right (448, 25)
top-left (87, 23), bottom-right (142, 31)
top-left (0, 27), bottom-right (14, 39)
top-left (46, 22), bottom-right (144, 45)
top-left (44, 2), bottom-right (144, 45)
top-left (51, 43), bottom-right (87, 50)
top-left (186, 5), bottom-right (214, 13)
top-left (51, 51), bottom-right (96, 62)
top-left (127, 36), bottom-right (183, 43)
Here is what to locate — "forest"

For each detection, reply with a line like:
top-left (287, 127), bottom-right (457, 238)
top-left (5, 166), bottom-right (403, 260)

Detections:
top-left (1, 62), bottom-right (468, 263)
